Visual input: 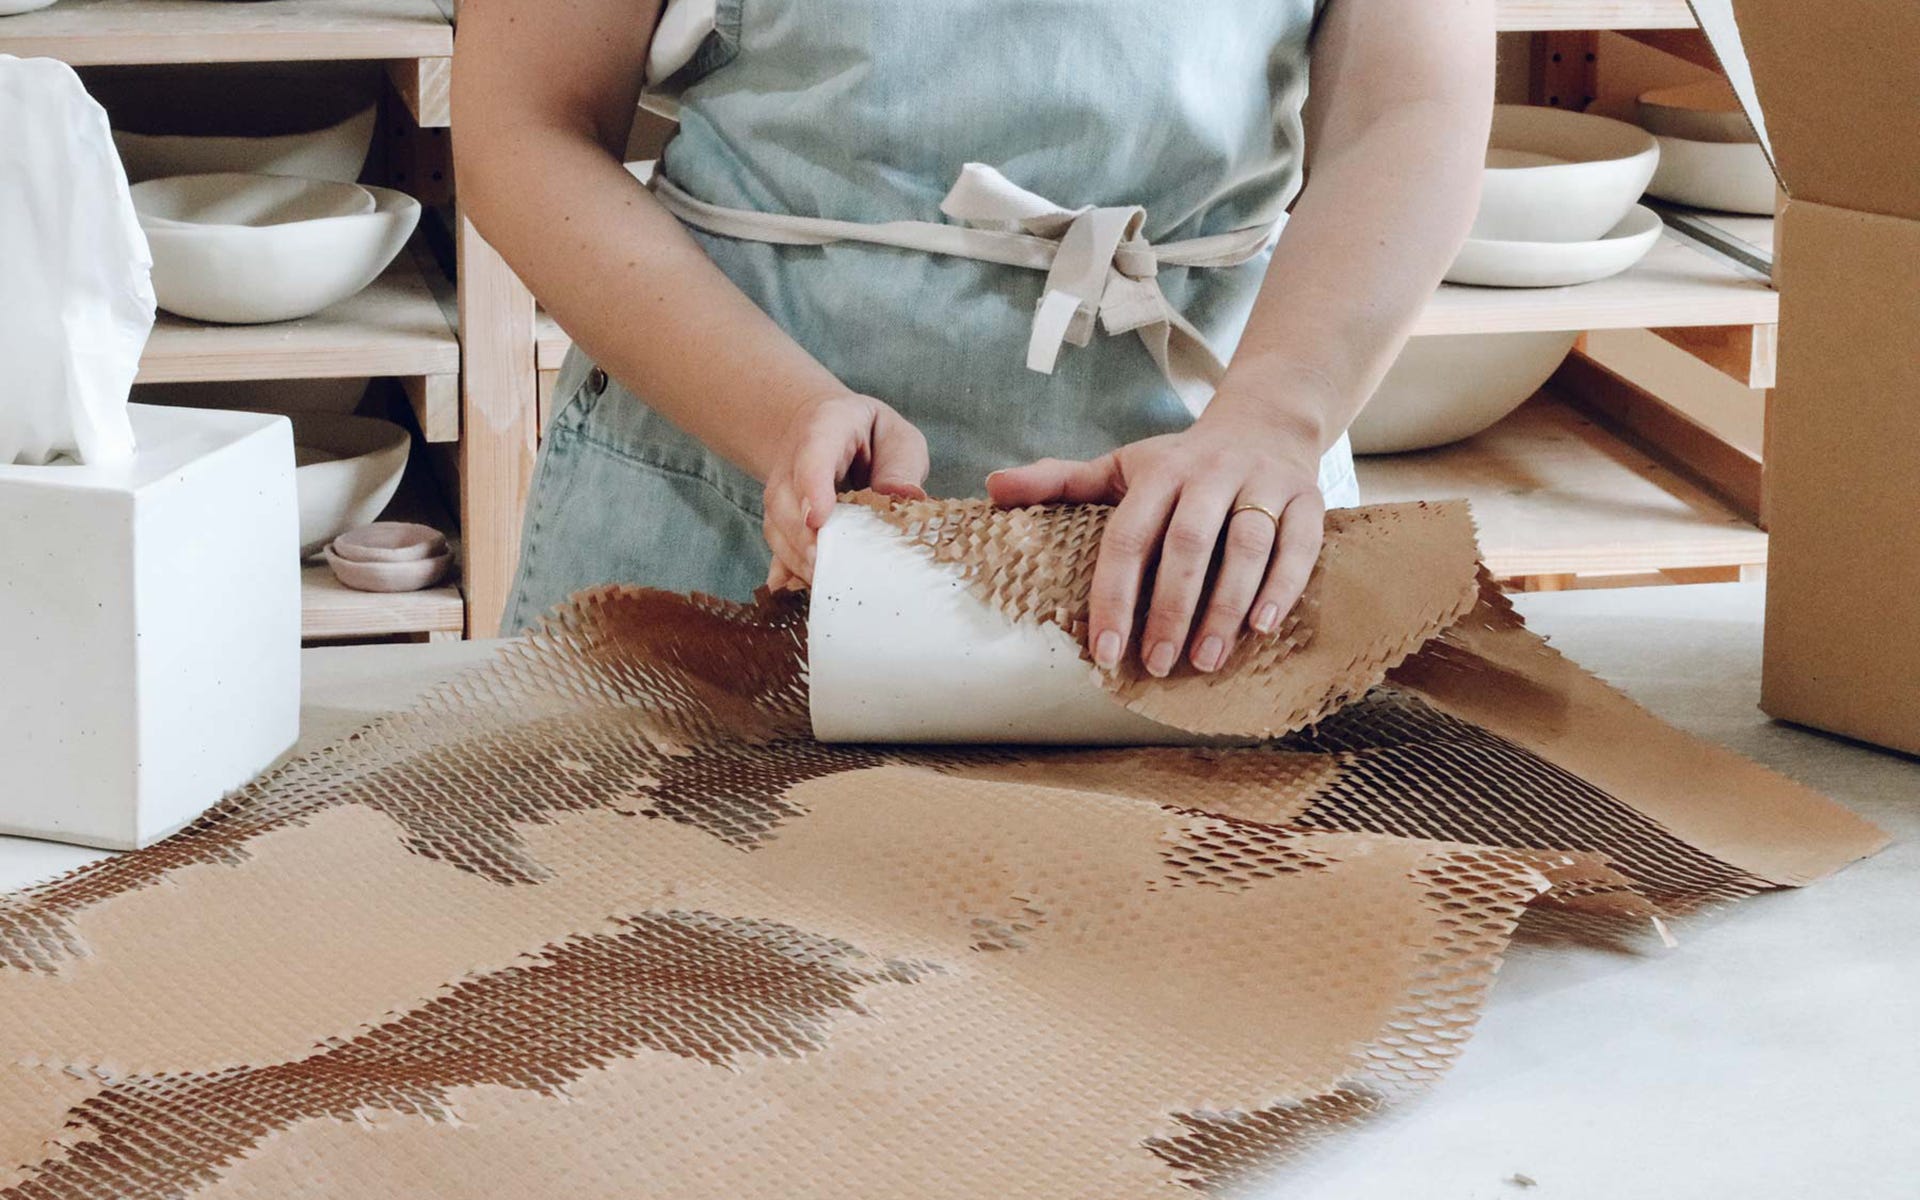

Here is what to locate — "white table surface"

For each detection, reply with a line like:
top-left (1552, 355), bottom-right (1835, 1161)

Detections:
top-left (2, 583), bottom-right (1914, 1197)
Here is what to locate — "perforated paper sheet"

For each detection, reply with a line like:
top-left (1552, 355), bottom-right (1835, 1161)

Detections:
top-left (0, 500), bottom-right (1886, 1199)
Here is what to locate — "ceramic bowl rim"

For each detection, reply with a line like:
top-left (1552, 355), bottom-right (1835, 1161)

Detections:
top-left (1457, 203), bottom-right (1663, 255)
top-left (1486, 104), bottom-right (1660, 171)
top-left (132, 174), bottom-right (419, 234)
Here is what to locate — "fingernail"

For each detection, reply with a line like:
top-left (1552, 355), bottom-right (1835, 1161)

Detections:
top-left (800, 497), bottom-right (815, 527)
top-left (1194, 635), bottom-right (1224, 673)
top-left (1145, 640), bottom-right (1177, 678)
top-left (1094, 630), bottom-right (1122, 670)
top-left (1253, 603), bottom-right (1281, 634)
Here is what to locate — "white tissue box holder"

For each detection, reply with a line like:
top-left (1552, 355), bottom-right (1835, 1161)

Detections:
top-left (0, 404), bottom-right (301, 850)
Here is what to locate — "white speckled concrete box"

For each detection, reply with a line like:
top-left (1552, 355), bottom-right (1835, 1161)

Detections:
top-left (0, 404), bottom-right (300, 849)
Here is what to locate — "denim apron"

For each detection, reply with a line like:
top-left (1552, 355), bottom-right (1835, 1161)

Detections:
top-left (504, 0), bottom-right (1359, 633)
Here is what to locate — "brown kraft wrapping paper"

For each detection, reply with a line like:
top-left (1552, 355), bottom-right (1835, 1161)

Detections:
top-left (0, 499), bottom-right (1887, 1198)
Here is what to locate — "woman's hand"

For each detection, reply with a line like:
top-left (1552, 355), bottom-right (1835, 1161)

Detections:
top-left (763, 393), bottom-right (930, 590)
top-left (986, 403), bottom-right (1327, 677)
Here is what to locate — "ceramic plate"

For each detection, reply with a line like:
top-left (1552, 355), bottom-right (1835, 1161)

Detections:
top-left (1446, 204), bottom-right (1664, 288)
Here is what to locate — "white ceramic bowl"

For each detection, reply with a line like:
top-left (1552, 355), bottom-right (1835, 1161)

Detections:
top-left (1476, 105), bottom-right (1661, 242)
top-left (135, 378), bottom-right (372, 415)
top-left (133, 174), bottom-right (421, 325)
top-left (1637, 80), bottom-right (1754, 144)
top-left (113, 105), bottom-right (378, 184)
top-left (1351, 330), bottom-right (1582, 455)
top-left (0, 0), bottom-right (59, 15)
top-left (1647, 136), bottom-right (1779, 215)
top-left (289, 414), bottom-right (411, 557)
top-left (1446, 204), bottom-right (1663, 288)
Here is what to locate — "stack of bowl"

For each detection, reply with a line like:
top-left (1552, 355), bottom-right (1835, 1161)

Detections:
top-left (1353, 106), bottom-right (1659, 455)
top-left (84, 63), bottom-right (421, 325)
top-left (1638, 79), bottom-right (1778, 215)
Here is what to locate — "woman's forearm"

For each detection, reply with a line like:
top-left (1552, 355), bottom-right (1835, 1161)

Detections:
top-left (452, 3), bottom-right (846, 483)
top-left (1212, 0), bottom-right (1495, 445)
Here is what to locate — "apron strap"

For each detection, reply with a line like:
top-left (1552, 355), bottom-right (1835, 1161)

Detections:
top-left (650, 164), bottom-right (1280, 416)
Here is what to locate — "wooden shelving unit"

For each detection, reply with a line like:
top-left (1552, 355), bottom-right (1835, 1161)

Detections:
top-left (1495, 0), bottom-right (1696, 31)
top-left (0, 0), bottom-right (521, 643)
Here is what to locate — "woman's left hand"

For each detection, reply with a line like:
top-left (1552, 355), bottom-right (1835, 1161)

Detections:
top-left (986, 404), bottom-right (1328, 678)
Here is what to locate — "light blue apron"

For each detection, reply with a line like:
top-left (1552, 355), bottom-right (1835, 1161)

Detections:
top-left (505, 0), bottom-right (1358, 633)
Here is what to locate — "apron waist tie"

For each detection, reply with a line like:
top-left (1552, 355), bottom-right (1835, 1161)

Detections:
top-left (650, 163), bottom-right (1281, 416)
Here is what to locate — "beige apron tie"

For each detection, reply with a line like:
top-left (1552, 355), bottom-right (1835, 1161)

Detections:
top-left (650, 163), bottom-right (1280, 415)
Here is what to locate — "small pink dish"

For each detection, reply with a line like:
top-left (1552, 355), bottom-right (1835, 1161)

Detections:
top-left (329, 522), bottom-right (448, 564)
top-left (323, 544), bottom-right (452, 593)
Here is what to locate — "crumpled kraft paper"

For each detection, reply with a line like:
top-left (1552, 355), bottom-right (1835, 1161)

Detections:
top-left (0, 501), bottom-right (1886, 1199)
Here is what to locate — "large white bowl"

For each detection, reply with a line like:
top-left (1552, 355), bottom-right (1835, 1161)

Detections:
top-left (1351, 330), bottom-right (1582, 455)
top-left (289, 413), bottom-right (411, 557)
top-left (1637, 80), bottom-right (1755, 144)
top-left (1647, 135), bottom-right (1779, 215)
top-left (1446, 204), bottom-right (1663, 288)
top-left (1476, 105), bottom-right (1661, 243)
top-left (133, 174), bottom-right (421, 325)
top-left (114, 105), bottom-right (378, 184)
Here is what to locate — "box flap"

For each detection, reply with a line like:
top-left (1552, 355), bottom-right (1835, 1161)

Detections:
top-left (1702, 0), bottom-right (1920, 220)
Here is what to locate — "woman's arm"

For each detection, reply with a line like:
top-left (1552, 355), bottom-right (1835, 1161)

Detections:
top-left (453, 0), bottom-right (927, 587)
top-left (990, 0), bottom-right (1494, 676)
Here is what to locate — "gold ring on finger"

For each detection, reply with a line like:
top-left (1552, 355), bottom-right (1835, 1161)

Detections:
top-left (1229, 501), bottom-right (1284, 532)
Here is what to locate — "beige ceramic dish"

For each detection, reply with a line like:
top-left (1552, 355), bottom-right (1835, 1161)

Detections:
top-left (1350, 330), bottom-right (1582, 455)
top-left (323, 546), bottom-right (452, 593)
top-left (1476, 105), bottom-right (1661, 243)
top-left (1647, 136), bottom-right (1779, 215)
top-left (114, 106), bottom-right (378, 185)
top-left (1446, 204), bottom-right (1663, 288)
top-left (289, 414), bottom-right (411, 558)
top-left (1637, 79), bottom-right (1755, 144)
top-left (133, 174), bottom-right (421, 325)
top-left (330, 522), bottom-right (449, 564)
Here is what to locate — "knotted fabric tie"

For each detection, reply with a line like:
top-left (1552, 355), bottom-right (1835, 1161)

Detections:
top-left (650, 163), bottom-right (1281, 415)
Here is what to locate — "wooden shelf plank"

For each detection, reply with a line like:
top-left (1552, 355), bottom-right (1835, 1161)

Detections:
top-left (1354, 393), bottom-right (1766, 579)
top-left (536, 311), bottom-right (570, 372)
top-left (301, 567), bottom-right (464, 639)
top-left (1417, 230), bottom-right (1776, 337)
top-left (1496, 0), bottom-right (1696, 31)
top-left (136, 251), bottom-right (459, 385)
top-left (0, 0), bottom-right (451, 65)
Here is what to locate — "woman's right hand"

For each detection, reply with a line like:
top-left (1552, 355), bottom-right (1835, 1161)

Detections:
top-left (762, 393), bottom-right (930, 590)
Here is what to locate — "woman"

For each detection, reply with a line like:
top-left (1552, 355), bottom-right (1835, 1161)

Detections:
top-left (454, 0), bottom-right (1493, 675)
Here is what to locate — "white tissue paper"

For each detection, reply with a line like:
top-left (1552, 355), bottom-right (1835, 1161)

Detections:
top-left (0, 55), bottom-right (153, 466)
top-left (808, 504), bottom-right (1201, 744)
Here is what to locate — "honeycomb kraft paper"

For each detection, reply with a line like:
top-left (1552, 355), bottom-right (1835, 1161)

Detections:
top-left (0, 497), bottom-right (1887, 1199)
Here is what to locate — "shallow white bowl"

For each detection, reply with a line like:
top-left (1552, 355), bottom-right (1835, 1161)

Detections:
top-left (289, 414), bottom-right (411, 557)
top-left (133, 174), bottom-right (421, 325)
top-left (1637, 80), bottom-right (1755, 145)
top-left (114, 105), bottom-right (378, 185)
top-left (1351, 330), bottom-right (1582, 455)
top-left (1446, 204), bottom-right (1663, 288)
top-left (1647, 135), bottom-right (1779, 215)
top-left (1476, 105), bottom-right (1661, 243)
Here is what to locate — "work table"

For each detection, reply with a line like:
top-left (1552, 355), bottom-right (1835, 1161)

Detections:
top-left (2, 583), bottom-right (1913, 1197)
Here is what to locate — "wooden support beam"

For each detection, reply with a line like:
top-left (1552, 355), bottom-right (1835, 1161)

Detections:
top-left (1529, 30), bottom-right (1599, 110)
top-left (403, 373), bottom-right (459, 442)
top-left (457, 215), bottom-right (538, 638)
top-left (1650, 324), bottom-right (1779, 389)
top-left (386, 55), bottom-right (452, 128)
top-left (1553, 350), bottom-right (1764, 524)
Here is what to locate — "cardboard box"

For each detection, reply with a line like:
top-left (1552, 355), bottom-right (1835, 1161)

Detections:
top-left (0, 404), bottom-right (301, 849)
top-left (1693, 1), bottom-right (1920, 755)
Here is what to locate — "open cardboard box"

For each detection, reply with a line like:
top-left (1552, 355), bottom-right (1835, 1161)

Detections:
top-left (1691, 1), bottom-right (1920, 756)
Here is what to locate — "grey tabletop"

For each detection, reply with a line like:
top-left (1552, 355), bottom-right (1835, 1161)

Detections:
top-left (2, 583), bottom-right (1913, 1197)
